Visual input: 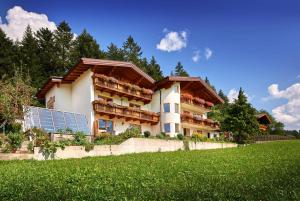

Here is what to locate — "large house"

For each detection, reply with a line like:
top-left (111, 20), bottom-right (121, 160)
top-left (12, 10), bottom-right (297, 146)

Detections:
top-left (37, 58), bottom-right (223, 138)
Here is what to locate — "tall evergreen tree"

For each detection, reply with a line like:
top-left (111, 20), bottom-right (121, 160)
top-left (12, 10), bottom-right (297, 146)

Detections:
top-left (36, 28), bottom-right (56, 78)
top-left (105, 43), bottom-right (125, 61)
top-left (174, 62), bottom-right (189, 77)
top-left (19, 26), bottom-right (41, 88)
top-left (54, 21), bottom-right (74, 75)
top-left (222, 88), bottom-right (260, 143)
top-left (122, 35), bottom-right (142, 66)
top-left (205, 77), bottom-right (217, 92)
top-left (0, 29), bottom-right (18, 79)
top-left (218, 90), bottom-right (229, 103)
top-left (71, 29), bottom-right (104, 64)
top-left (146, 56), bottom-right (164, 81)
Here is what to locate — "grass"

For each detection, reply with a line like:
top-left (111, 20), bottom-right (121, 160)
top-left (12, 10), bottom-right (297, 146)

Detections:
top-left (0, 141), bottom-right (299, 201)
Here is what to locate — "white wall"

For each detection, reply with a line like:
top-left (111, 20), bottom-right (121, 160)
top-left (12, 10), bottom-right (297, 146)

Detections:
top-left (45, 84), bottom-right (72, 112)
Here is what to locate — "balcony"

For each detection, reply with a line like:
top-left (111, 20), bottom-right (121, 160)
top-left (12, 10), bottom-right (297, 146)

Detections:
top-left (259, 124), bottom-right (268, 131)
top-left (181, 94), bottom-right (214, 113)
top-left (93, 100), bottom-right (159, 125)
top-left (181, 113), bottom-right (220, 131)
top-left (93, 74), bottom-right (153, 103)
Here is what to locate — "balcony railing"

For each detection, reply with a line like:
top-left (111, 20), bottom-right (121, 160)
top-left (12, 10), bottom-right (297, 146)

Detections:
top-left (259, 124), bottom-right (268, 131)
top-left (93, 100), bottom-right (159, 125)
top-left (181, 113), bottom-right (220, 130)
top-left (93, 74), bottom-right (153, 103)
top-left (181, 94), bottom-right (213, 110)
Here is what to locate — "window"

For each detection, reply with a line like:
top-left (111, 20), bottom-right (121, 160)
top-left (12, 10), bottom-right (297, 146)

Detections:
top-left (175, 123), bottom-right (180, 133)
top-left (98, 119), bottom-right (114, 134)
top-left (164, 103), bottom-right (170, 113)
top-left (175, 103), bottom-right (179, 113)
top-left (164, 123), bottom-right (171, 133)
top-left (174, 85), bottom-right (179, 93)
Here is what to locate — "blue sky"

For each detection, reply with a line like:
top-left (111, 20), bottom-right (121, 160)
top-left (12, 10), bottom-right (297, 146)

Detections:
top-left (0, 0), bottom-right (300, 130)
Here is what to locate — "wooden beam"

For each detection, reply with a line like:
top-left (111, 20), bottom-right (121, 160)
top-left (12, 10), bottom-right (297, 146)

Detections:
top-left (108, 66), bottom-right (116, 76)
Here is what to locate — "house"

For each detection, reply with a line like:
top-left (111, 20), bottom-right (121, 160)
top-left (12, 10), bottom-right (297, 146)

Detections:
top-left (256, 113), bottom-right (272, 132)
top-left (37, 58), bottom-right (223, 138)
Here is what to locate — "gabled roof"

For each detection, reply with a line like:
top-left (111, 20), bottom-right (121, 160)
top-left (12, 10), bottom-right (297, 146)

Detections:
top-left (37, 58), bottom-right (155, 99)
top-left (155, 76), bottom-right (224, 104)
top-left (256, 113), bottom-right (272, 124)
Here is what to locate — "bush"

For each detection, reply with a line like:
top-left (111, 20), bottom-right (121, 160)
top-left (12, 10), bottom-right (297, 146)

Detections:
top-left (177, 133), bottom-right (184, 140)
top-left (144, 131), bottom-right (151, 138)
top-left (119, 127), bottom-right (141, 139)
top-left (84, 143), bottom-right (94, 152)
top-left (192, 133), bottom-right (208, 142)
top-left (73, 131), bottom-right (87, 145)
top-left (7, 132), bottom-right (24, 151)
top-left (27, 141), bottom-right (34, 153)
top-left (156, 132), bottom-right (166, 139)
top-left (32, 128), bottom-right (50, 146)
top-left (95, 132), bottom-right (111, 141)
top-left (6, 122), bottom-right (22, 133)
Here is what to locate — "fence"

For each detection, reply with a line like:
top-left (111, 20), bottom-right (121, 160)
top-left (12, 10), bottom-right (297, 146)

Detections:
top-left (255, 135), bottom-right (296, 141)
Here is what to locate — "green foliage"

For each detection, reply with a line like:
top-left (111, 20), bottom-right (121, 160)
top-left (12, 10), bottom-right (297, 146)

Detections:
top-left (119, 126), bottom-right (141, 139)
top-left (156, 132), bottom-right (166, 139)
top-left (32, 128), bottom-right (50, 146)
top-left (1, 141), bottom-right (299, 200)
top-left (192, 133), bottom-right (208, 142)
top-left (7, 132), bottom-right (24, 151)
top-left (84, 142), bottom-right (94, 152)
top-left (65, 128), bottom-right (73, 134)
top-left (146, 56), bottom-right (164, 81)
top-left (105, 43), bottom-right (125, 61)
top-left (73, 131), bottom-right (88, 145)
top-left (144, 131), bottom-right (151, 138)
top-left (27, 141), bottom-right (34, 153)
top-left (174, 61), bottom-right (189, 77)
top-left (204, 77), bottom-right (217, 92)
top-left (177, 133), bottom-right (184, 140)
top-left (218, 89), bottom-right (229, 103)
top-left (6, 122), bottom-right (22, 133)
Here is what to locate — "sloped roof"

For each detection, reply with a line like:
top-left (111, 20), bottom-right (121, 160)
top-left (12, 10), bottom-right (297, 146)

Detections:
top-left (256, 113), bottom-right (272, 124)
top-left (155, 76), bottom-right (224, 104)
top-left (37, 58), bottom-right (155, 99)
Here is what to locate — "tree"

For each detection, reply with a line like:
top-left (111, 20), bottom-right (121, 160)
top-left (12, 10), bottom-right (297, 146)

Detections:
top-left (146, 56), bottom-right (164, 81)
top-left (54, 21), bottom-right (74, 75)
top-left (71, 29), bottom-right (104, 63)
top-left (105, 43), bottom-right (125, 61)
top-left (122, 35), bottom-right (142, 66)
top-left (205, 77), bottom-right (217, 92)
top-left (218, 90), bottom-right (229, 103)
top-left (36, 28), bottom-right (56, 78)
top-left (174, 62), bottom-right (189, 77)
top-left (222, 88), bottom-right (260, 143)
top-left (19, 26), bottom-right (42, 88)
top-left (0, 72), bottom-right (36, 126)
top-left (258, 109), bottom-right (285, 135)
top-left (0, 29), bottom-right (18, 79)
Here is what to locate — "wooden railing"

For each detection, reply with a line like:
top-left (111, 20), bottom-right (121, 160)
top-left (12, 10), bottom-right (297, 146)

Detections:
top-left (93, 74), bottom-right (153, 103)
top-left (181, 114), bottom-right (220, 130)
top-left (259, 124), bottom-right (268, 131)
top-left (180, 95), bottom-right (212, 110)
top-left (255, 135), bottom-right (296, 141)
top-left (93, 100), bottom-right (159, 125)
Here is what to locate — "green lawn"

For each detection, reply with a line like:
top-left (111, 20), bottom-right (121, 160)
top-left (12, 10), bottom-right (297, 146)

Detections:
top-left (0, 141), bottom-right (299, 201)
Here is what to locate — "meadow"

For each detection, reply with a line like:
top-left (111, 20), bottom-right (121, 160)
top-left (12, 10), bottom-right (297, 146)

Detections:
top-left (0, 141), bottom-right (299, 201)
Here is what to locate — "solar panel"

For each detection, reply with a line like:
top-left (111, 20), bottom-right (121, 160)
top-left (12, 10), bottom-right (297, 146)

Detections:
top-left (24, 106), bottom-right (90, 135)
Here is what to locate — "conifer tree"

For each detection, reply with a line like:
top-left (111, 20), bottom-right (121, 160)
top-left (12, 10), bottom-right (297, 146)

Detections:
top-left (146, 56), bottom-right (164, 81)
top-left (218, 90), bottom-right (229, 103)
top-left (205, 77), bottom-right (216, 92)
top-left (174, 62), bottom-right (189, 77)
top-left (105, 43), bottom-right (125, 61)
top-left (122, 35), bottom-right (142, 66)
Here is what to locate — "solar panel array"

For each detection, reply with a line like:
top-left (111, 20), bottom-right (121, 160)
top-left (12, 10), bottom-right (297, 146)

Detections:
top-left (24, 106), bottom-right (90, 135)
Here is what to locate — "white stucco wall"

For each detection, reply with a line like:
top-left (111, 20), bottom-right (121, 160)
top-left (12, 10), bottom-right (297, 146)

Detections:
top-left (45, 84), bottom-right (72, 111)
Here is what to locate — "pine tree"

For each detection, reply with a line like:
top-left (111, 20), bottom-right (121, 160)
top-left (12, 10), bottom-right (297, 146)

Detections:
top-left (54, 21), bottom-right (74, 75)
top-left (36, 28), bottom-right (56, 78)
top-left (146, 56), bottom-right (164, 81)
top-left (19, 26), bottom-right (41, 88)
top-left (205, 77), bottom-right (216, 92)
top-left (218, 90), bottom-right (229, 103)
top-left (71, 29), bottom-right (104, 64)
top-left (122, 35), bottom-right (142, 66)
top-left (222, 88), bottom-right (260, 143)
top-left (174, 62), bottom-right (189, 77)
top-left (0, 29), bottom-right (18, 78)
top-left (105, 43), bottom-right (125, 61)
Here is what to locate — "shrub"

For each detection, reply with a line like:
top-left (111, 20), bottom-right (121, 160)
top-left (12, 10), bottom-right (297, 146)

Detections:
top-left (65, 128), bottom-right (73, 134)
top-left (73, 131), bottom-right (87, 145)
top-left (6, 122), bottom-right (22, 133)
top-left (32, 128), bottom-right (50, 146)
top-left (7, 132), bottom-right (24, 151)
top-left (84, 142), bottom-right (94, 152)
top-left (192, 133), bottom-right (208, 142)
top-left (156, 132), bottom-right (166, 139)
top-left (119, 127), bottom-right (141, 139)
top-left (177, 133), bottom-right (184, 140)
top-left (95, 132), bottom-right (111, 141)
top-left (144, 131), bottom-right (151, 138)
top-left (27, 141), bottom-right (34, 153)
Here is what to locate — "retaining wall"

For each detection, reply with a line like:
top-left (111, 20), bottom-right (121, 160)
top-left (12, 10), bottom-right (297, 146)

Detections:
top-left (33, 138), bottom-right (237, 160)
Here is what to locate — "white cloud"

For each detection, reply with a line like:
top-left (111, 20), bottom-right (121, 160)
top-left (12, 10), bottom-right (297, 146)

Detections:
top-left (205, 48), bottom-right (212, 60)
top-left (227, 88), bottom-right (253, 103)
top-left (267, 83), bottom-right (300, 130)
top-left (192, 50), bottom-right (200, 62)
top-left (0, 6), bottom-right (56, 41)
top-left (297, 75), bottom-right (300, 79)
top-left (156, 30), bottom-right (187, 52)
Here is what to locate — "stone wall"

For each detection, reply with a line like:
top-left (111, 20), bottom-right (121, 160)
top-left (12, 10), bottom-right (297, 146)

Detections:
top-left (33, 138), bottom-right (237, 160)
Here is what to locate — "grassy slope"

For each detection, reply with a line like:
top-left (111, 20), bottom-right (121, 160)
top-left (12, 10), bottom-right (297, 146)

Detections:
top-left (0, 141), bottom-right (299, 201)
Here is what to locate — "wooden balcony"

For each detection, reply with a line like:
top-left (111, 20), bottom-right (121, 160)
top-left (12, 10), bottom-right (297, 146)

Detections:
top-left (259, 124), bottom-right (268, 131)
top-left (181, 94), bottom-right (213, 113)
top-left (93, 100), bottom-right (159, 125)
top-left (181, 114), bottom-right (220, 131)
top-left (93, 74), bottom-right (153, 103)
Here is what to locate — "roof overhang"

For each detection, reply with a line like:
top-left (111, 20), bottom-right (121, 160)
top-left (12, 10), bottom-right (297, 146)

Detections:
top-left (256, 113), bottom-right (272, 124)
top-left (37, 58), bottom-right (155, 99)
top-left (155, 76), bottom-right (224, 104)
